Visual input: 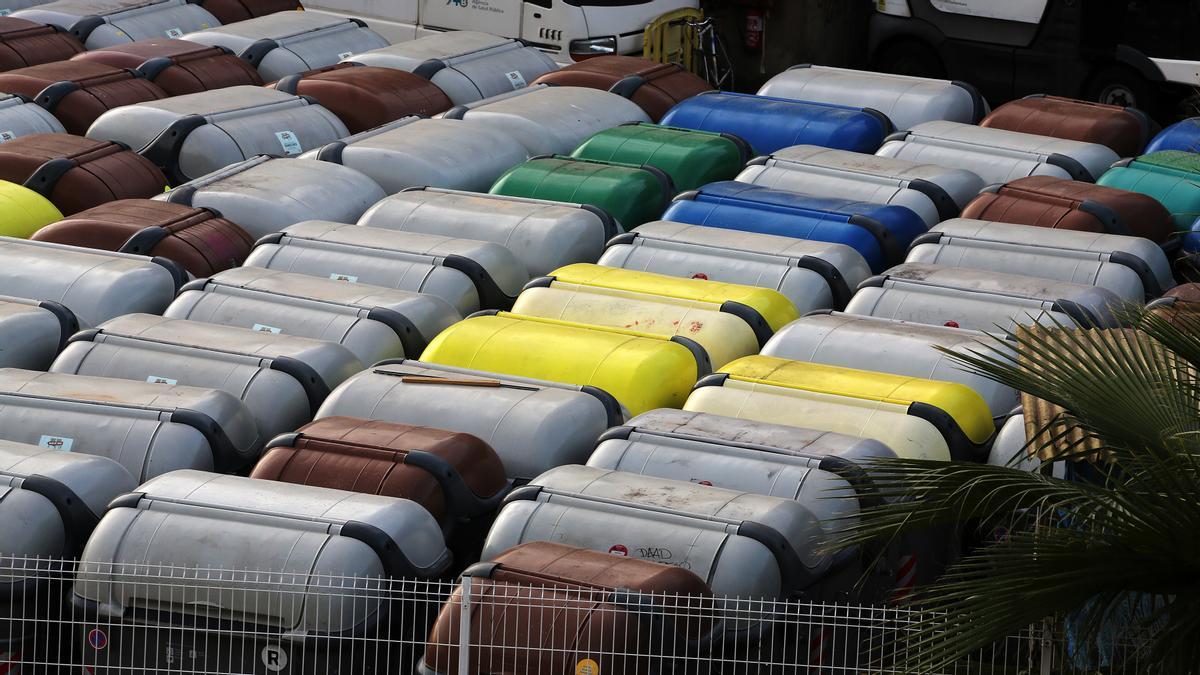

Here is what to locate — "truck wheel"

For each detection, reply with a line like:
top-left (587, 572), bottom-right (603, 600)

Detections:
top-left (871, 40), bottom-right (945, 79)
top-left (1085, 65), bottom-right (1158, 112)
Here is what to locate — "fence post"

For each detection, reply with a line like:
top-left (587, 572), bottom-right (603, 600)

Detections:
top-left (457, 576), bottom-right (472, 675)
top-left (1040, 618), bottom-right (1054, 675)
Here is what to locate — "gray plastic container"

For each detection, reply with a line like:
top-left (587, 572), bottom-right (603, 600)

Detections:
top-left (877, 121), bottom-right (1120, 184)
top-left (166, 267), bottom-right (460, 366)
top-left (907, 218), bottom-right (1174, 301)
top-left (483, 465), bottom-right (828, 599)
top-left (845, 263), bottom-right (1123, 331)
top-left (0, 237), bottom-right (183, 328)
top-left (0, 294), bottom-right (77, 370)
top-left (347, 30), bottom-right (558, 105)
top-left (741, 144), bottom-right (987, 221)
top-left (599, 220), bottom-right (870, 311)
top-left (86, 86), bottom-right (349, 183)
top-left (758, 65), bottom-right (987, 131)
top-left (0, 368), bottom-right (260, 481)
top-left (762, 311), bottom-right (1017, 418)
top-left (13, 0), bottom-right (220, 50)
top-left (357, 187), bottom-right (618, 277)
top-left (74, 470), bottom-right (451, 635)
top-left (0, 93), bottom-right (66, 139)
top-left (155, 155), bottom-right (387, 239)
top-left (50, 313), bottom-right (364, 441)
top-left (244, 220), bottom-right (529, 314)
top-left (304, 116), bottom-right (530, 195)
top-left (439, 84), bottom-right (650, 156)
top-left (183, 11), bottom-right (389, 81)
top-left (316, 360), bottom-right (625, 482)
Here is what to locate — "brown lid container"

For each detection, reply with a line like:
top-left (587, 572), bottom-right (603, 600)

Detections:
top-left (197, 0), bottom-right (304, 25)
top-left (533, 55), bottom-right (713, 122)
top-left (0, 17), bottom-right (84, 72)
top-left (981, 95), bottom-right (1149, 158)
top-left (72, 39), bottom-right (263, 96)
top-left (0, 61), bottom-right (166, 135)
top-left (269, 62), bottom-right (453, 134)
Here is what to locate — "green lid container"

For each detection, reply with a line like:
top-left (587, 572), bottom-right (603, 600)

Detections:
top-left (1131, 150), bottom-right (1200, 177)
top-left (489, 155), bottom-right (675, 230)
top-left (1098, 164), bottom-right (1200, 230)
top-left (570, 123), bottom-right (751, 192)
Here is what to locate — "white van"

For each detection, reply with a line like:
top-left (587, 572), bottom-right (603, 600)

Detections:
top-left (303, 0), bottom-right (699, 63)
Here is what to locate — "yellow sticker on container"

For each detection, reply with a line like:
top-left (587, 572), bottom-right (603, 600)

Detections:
top-left (576, 659), bottom-right (599, 675)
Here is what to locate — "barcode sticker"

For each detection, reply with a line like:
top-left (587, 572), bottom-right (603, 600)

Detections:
top-left (329, 273), bottom-right (358, 283)
top-left (275, 130), bottom-right (302, 155)
top-left (505, 70), bottom-right (527, 89)
top-left (252, 323), bottom-right (282, 334)
top-left (39, 435), bottom-right (73, 452)
top-left (146, 375), bottom-right (178, 385)
top-left (165, 27), bottom-right (183, 38)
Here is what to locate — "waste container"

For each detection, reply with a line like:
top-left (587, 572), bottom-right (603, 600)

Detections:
top-left (183, 11), bottom-right (389, 81)
top-left (907, 218), bottom-right (1173, 300)
top-left (845, 262), bottom-right (1123, 331)
top-left (0, 16), bottom-right (84, 71)
top-left (308, 117), bottom-right (530, 195)
top-left (0, 133), bottom-right (166, 215)
top-left (347, 30), bottom-right (557, 106)
top-left (0, 369), bottom-right (260, 480)
top-left (571, 122), bottom-right (750, 192)
top-left (317, 360), bottom-right (624, 482)
top-left (442, 84), bottom-right (650, 156)
top-left (533, 53), bottom-right (713, 121)
top-left (961, 175), bottom-right (1175, 243)
top-left (685, 355), bottom-right (994, 462)
top-left (270, 62), bottom-right (452, 133)
top-left (0, 237), bottom-right (182, 327)
top-left (253, 415), bottom-right (508, 533)
top-left (31, 198), bottom-right (254, 277)
top-left (762, 311), bottom-right (1017, 418)
top-left (482, 465), bottom-right (828, 599)
top-left (167, 267), bottom-right (460, 365)
top-left (599, 220), bottom-right (869, 312)
top-left (357, 187), bottom-right (617, 278)
top-left (0, 294), bottom-right (75, 369)
top-left (420, 312), bottom-right (710, 416)
top-left (0, 439), bottom-right (135, 671)
top-left (980, 95), bottom-right (1150, 158)
top-left (51, 313), bottom-right (364, 440)
top-left (660, 90), bottom-right (891, 155)
top-left (1145, 117), bottom-right (1200, 154)
top-left (419, 541), bottom-right (713, 675)
top-left (72, 470), bottom-right (452, 674)
top-left (877, 120), bottom-right (1120, 184)
top-left (13, 0), bottom-right (220, 50)
top-left (0, 61), bottom-right (166, 134)
top-left (1147, 283), bottom-right (1200, 328)
top-left (156, 155), bottom-right (387, 239)
top-left (511, 285), bottom-right (759, 369)
top-left (1098, 151), bottom-right (1200, 230)
top-left (0, 91), bottom-right (65, 139)
top-left (86, 85), bottom-right (349, 184)
top-left (0, 177), bottom-right (61, 238)
top-left (70, 38), bottom-right (263, 95)
top-left (490, 156), bottom-right (674, 230)
top-left (535, 262), bottom-right (798, 339)
top-left (668, 181), bottom-right (927, 271)
top-left (195, 0), bottom-right (301, 24)
top-left (758, 65), bottom-right (987, 131)
top-left (244, 220), bottom-right (529, 314)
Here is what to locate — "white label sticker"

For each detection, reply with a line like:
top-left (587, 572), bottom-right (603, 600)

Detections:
top-left (39, 435), bottom-right (73, 452)
top-left (165, 27), bottom-right (183, 38)
top-left (505, 70), bottom-right (527, 89)
top-left (275, 130), bottom-right (302, 155)
top-left (338, 51), bottom-right (353, 59)
top-left (0, 131), bottom-right (14, 142)
top-left (252, 323), bottom-right (282, 334)
top-left (329, 273), bottom-right (358, 283)
top-left (146, 375), bottom-right (178, 385)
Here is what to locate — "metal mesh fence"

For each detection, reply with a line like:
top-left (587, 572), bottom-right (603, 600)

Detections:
top-left (0, 555), bottom-right (1153, 675)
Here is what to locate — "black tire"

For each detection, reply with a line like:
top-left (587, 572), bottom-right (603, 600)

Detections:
top-left (871, 39), bottom-right (946, 79)
top-left (1085, 64), bottom-right (1160, 113)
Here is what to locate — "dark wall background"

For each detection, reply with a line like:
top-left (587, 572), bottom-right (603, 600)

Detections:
top-left (699, 0), bottom-right (873, 92)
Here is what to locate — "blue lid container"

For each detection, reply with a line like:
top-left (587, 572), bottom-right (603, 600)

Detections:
top-left (1146, 118), bottom-right (1200, 154)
